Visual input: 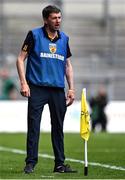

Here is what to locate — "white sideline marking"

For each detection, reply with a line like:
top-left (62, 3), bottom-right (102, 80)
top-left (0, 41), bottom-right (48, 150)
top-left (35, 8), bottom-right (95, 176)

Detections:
top-left (0, 146), bottom-right (125, 171)
top-left (41, 175), bottom-right (54, 178)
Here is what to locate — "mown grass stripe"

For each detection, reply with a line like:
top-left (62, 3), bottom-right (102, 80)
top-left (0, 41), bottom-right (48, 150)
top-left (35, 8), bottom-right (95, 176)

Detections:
top-left (0, 146), bottom-right (125, 171)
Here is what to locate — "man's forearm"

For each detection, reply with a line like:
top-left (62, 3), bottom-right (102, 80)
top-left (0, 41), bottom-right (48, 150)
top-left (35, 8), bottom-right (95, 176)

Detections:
top-left (66, 72), bottom-right (74, 90)
top-left (16, 59), bottom-right (27, 85)
top-left (66, 59), bottom-right (74, 90)
top-left (16, 52), bottom-right (30, 97)
top-left (65, 58), bottom-right (75, 106)
top-left (16, 51), bottom-right (28, 85)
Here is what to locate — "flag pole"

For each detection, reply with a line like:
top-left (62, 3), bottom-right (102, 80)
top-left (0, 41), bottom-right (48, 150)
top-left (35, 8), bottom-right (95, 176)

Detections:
top-left (83, 88), bottom-right (88, 176)
top-left (84, 140), bottom-right (88, 175)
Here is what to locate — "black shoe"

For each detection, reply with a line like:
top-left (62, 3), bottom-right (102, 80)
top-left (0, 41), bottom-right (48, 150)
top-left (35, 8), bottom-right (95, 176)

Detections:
top-left (24, 164), bottom-right (34, 174)
top-left (53, 164), bottom-right (77, 173)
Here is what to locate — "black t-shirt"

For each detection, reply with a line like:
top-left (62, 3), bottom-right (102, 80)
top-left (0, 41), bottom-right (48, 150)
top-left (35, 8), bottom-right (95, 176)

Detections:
top-left (22, 28), bottom-right (72, 58)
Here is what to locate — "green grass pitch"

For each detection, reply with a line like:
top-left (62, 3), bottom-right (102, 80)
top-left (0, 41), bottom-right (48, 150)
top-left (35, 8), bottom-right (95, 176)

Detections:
top-left (0, 132), bottom-right (125, 179)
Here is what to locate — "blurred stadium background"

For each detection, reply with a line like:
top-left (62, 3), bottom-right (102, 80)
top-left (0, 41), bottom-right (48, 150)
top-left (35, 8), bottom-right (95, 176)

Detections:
top-left (0, 1), bottom-right (125, 179)
top-left (0, 0), bottom-right (125, 133)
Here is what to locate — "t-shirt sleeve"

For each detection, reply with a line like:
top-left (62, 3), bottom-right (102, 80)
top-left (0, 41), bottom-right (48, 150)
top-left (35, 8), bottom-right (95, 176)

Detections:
top-left (67, 41), bottom-right (72, 58)
top-left (21, 31), bottom-right (34, 54)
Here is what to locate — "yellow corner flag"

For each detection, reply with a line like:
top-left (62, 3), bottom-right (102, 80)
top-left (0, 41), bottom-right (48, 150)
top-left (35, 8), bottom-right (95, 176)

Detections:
top-left (80, 89), bottom-right (90, 141)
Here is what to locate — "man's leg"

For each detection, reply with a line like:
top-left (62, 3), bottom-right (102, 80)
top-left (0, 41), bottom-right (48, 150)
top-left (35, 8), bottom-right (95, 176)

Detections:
top-left (25, 84), bottom-right (49, 167)
top-left (48, 88), bottom-right (66, 167)
top-left (101, 117), bottom-right (107, 132)
top-left (92, 120), bottom-right (96, 132)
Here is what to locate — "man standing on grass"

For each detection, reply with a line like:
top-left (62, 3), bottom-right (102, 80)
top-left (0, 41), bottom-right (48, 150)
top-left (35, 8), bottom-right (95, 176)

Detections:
top-left (16, 5), bottom-right (77, 174)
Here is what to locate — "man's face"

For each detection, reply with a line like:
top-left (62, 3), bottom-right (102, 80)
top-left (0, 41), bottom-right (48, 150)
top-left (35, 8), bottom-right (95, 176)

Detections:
top-left (44, 12), bottom-right (61, 32)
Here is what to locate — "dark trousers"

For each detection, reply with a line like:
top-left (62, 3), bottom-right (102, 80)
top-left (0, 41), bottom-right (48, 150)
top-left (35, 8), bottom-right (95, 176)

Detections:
top-left (92, 117), bottom-right (107, 132)
top-left (25, 83), bottom-right (67, 166)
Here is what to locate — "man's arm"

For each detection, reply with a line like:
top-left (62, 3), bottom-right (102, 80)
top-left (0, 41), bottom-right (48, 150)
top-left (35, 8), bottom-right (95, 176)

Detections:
top-left (16, 50), bottom-right (30, 97)
top-left (65, 58), bottom-right (75, 106)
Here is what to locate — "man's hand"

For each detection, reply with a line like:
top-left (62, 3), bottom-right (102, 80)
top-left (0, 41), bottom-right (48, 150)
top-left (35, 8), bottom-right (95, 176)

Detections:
top-left (20, 83), bottom-right (30, 97)
top-left (66, 89), bottom-right (75, 106)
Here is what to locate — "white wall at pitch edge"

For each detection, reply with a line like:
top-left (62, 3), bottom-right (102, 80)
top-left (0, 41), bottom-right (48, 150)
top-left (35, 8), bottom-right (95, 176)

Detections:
top-left (0, 101), bottom-right (125, 133)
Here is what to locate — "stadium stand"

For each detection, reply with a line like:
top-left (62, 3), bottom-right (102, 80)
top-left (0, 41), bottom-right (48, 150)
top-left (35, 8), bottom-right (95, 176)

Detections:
top-left (0, 0), bottom-right (125, 100)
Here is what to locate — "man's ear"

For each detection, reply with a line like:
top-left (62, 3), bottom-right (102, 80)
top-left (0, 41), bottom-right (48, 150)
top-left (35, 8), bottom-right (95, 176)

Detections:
top-left (43, 18), bottom-right (48, 25)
